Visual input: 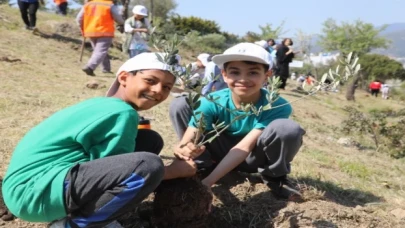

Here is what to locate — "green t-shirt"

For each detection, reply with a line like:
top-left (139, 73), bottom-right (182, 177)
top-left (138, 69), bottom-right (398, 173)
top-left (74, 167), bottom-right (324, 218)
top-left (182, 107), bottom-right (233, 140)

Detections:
top-left (189, 88), bottom-right (292, 136)
top-left (2, 97), bottom-right (138, 222)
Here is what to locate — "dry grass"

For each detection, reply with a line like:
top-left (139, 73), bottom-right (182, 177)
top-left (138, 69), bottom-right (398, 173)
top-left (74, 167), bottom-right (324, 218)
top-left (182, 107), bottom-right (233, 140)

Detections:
top-left (1, 5), bottom-right (405, 227)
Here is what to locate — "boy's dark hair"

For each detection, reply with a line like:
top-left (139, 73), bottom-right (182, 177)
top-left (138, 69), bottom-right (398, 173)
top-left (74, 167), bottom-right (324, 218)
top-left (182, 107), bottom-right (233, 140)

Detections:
top-left (223, 61), bottom-right (269, 73)
top-left (267, 38), bottom-right (275, 44)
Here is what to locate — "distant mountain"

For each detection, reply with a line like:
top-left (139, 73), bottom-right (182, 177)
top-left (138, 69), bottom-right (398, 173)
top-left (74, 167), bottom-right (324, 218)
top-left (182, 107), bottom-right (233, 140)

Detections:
top-left (373, 23), bottom-right (405, 57)
top-left (380, 23), bottom-right (405, 34)
top-left (303, 23), bottom-right (405, 58)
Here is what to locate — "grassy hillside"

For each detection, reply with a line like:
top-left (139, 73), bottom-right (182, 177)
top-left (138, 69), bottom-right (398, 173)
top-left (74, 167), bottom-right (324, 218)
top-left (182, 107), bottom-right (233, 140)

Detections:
top-left (1, 5), bottom-right (405, 228)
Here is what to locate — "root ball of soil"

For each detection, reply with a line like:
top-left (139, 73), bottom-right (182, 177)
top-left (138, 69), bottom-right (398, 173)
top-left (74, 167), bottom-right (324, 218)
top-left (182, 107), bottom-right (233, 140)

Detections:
top-left (153, 177), bottom-right (213, 228)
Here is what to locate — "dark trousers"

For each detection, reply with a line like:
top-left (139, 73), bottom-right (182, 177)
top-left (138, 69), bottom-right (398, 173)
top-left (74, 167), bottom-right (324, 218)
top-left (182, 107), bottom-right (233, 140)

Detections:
top-left (63, 129), bottom-right (165, 228)
top-left (371, 89), bottom-right (380, 97)
top-left (57, 2), bottom-right (68, 15)
top-left (278, 77), bottom-right (288, 89)
top-left (17, 0), bottom-right (39, 27)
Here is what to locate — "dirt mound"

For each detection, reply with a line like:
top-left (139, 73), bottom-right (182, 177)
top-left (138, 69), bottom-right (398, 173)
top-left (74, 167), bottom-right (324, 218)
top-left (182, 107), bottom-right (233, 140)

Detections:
top-left (272, 200), bottom-right (404, 228)
top-left (152, 177), bottom-right (213, 228)
top-left (53, 22), bottom-right (82, 38)
top-left (86, 79), bottom-right (107, 89)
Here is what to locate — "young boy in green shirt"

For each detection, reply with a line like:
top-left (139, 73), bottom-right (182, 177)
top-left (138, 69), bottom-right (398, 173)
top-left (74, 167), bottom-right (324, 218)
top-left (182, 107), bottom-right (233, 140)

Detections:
top-left (170, 43), bottom-right (305, 200)
top-left (2, 53), bottom-right (197, 227)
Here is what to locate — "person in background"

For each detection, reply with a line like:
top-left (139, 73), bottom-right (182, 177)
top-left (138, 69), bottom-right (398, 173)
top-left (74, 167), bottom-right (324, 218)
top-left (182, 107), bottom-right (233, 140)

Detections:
top-left (17, 0), bottom-right (44, 30)
top-left (290, 72), bottom-right (297, 80)
top-left (123, 5), bottom-right (151, 58)
top-left (254, 40), bottom-right (269, 50)
top-left (201, 60), bottom-right (228, 95)
top-left (381, 83), bottom-right (390, 99)
top-left (267, 38), bottom-right (276, 54)
top-left (54, 0), bottom-right (68, 15)
top-left (305, 73), bottom-right (314, 86)
top-left (276, 38), bottom-right (298, 89)
top-left (76, 0), bottom-right (124, 76)
top-left (186, 53), bottom-right (211, 89)
top-left (369, 80), bottom-right (382, 97)
top-left (296, 74), bottom-right (306, 88)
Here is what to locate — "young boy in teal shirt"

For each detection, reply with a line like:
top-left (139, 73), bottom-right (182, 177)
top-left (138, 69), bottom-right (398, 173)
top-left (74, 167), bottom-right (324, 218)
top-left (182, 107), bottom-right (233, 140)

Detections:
top-left (2, 53), bottom-right (197, 227)
top-left (170, 43), bottom-right (305, 200)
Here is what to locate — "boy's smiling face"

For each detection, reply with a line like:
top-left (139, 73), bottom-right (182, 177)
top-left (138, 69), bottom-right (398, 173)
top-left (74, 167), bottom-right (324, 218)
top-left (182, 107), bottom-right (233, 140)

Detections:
top-left (222, 61), bottom-right (271, 103)
top-left (117, 69), bottom-right (175, 111)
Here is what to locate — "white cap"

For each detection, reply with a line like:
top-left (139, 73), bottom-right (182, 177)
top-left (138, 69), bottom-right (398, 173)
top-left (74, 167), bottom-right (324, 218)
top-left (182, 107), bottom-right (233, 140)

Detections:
top-left (132, 5), bottom-right (148, 16)
top-left (106, 52), bottom-right (175, 97)
top-left (212, 42), bottom-right (272, 70)
top-left (197, 53), bottom-right (210, 67)
top-left (254, 40), bottom-right (269, 49)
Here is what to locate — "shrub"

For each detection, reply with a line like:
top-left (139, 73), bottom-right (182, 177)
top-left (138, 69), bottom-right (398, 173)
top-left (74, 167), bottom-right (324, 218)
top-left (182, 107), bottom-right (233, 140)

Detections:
top-left (183, 31), bottom-right (227, 54)
top-left (390, 83), bottom-right (405, 101)
top-left (341, 106), bottom-right (405, 158)
top-left (170, 15), bottom-right (220, 36)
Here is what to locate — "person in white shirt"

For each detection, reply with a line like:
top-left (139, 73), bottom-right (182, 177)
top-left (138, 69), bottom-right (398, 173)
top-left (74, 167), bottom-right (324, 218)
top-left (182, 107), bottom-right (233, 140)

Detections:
top-left (381, 84), bottom-right (390, 99)
top-left (123, 5), bottom-right (151, 58)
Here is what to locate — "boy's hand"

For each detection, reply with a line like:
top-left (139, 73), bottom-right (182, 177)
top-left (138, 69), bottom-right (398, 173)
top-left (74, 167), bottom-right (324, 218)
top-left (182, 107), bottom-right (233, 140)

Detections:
top-left (201, 177), bottom-right (214, 188)
top-left (164, 158), bottom-right (197, 179)
top-left (174, 142), bottom-right (205, 160)
top-left (201, 183), bottom-right (214, 213)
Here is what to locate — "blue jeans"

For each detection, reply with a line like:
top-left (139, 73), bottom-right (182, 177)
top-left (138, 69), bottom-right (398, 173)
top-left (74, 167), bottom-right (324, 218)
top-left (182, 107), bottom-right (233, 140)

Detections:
top-left (129, 49), bottom-right (148, 58)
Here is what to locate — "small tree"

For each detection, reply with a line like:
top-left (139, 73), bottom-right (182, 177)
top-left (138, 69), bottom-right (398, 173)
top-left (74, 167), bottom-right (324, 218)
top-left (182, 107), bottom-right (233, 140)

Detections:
top-left (183, 31), bottom-right (227, 54)
top-left (170, 15), bottom-right (221, 36)
top-left (259, 22), bottom-right (286, 40)
top-left (295, 29), bottom-right (312, 55)
top-left (359, 54), bottom-right (405, 83)
top-left (319, 19), bottom-right (389, 56)
top-left (126, 0), bottom-right (177, 21)
top-left (243, 22), bottom-right (286, 42)
top-left (318, 18), bottom-right (390, 100)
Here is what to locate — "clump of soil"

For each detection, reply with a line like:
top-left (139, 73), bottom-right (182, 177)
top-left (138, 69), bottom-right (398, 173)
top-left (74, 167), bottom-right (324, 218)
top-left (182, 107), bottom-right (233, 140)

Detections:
top-left (0, 177), bottom-right (15, 221)
top-left (0, 57), bottom-right (21, 63)
top-left (152, 177), bottom-right (213, 228)
top-left (86, 79), bottom-right (106, 90)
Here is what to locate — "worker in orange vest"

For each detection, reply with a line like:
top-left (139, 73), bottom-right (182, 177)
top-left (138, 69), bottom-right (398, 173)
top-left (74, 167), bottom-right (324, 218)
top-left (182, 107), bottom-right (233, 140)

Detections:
top-left (76, 0), bottom-right (124, 76)
top-left (54, 0), bottom-right (68, 15)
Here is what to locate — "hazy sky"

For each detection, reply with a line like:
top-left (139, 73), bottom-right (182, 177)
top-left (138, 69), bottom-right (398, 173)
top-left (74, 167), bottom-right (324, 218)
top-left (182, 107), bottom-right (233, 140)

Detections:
top-left (175, 0), bottom-right (404, 37)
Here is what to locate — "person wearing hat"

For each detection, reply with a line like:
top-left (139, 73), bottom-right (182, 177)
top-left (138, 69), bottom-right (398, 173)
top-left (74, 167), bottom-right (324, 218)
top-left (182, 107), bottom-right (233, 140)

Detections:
top-left (76, 0), bottom-right (125, 76)
top-left (170, 42), bottom-right (305, 200)
top-left (2, 53), bottom-right (198, 227)
top-left (200, 59), bottom-right (228, 95)
top-left (123, 5), bottom-right (151, 58)
top-left (183, 53), bottom-right (211, 89)
top-left (254, 40), bottom-right (269, 50)
top-left (267, 39), bottom-right (276, 54)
